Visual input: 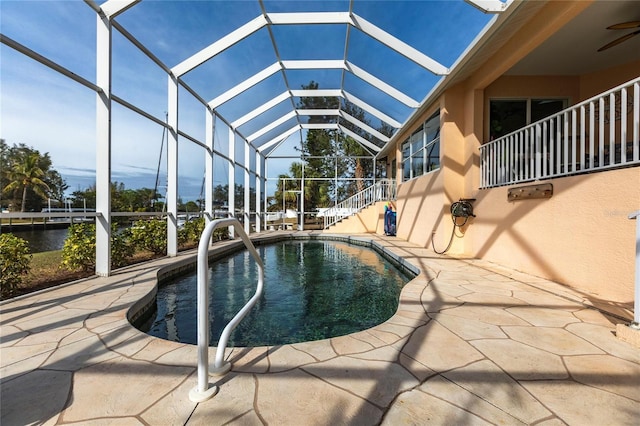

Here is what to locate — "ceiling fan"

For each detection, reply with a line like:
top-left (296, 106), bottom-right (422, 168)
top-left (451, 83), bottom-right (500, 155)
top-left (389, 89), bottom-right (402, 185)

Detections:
top-left (597, 20), bottom-right (640, 52)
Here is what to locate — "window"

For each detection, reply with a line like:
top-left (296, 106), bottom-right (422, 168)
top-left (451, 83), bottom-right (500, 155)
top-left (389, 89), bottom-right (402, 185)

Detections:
top-left (402, 109), bottom-right (440, 181)
top-left (489, 98), bottom-right (566, 140)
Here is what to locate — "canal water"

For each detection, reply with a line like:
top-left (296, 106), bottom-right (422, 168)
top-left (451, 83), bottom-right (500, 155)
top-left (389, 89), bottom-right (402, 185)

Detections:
top-left (2, 228), bottom-right (69, 253)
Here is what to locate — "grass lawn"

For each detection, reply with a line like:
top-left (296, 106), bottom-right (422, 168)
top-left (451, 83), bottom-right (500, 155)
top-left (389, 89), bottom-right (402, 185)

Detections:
top-left (6, 250), bottom-right (94, 299)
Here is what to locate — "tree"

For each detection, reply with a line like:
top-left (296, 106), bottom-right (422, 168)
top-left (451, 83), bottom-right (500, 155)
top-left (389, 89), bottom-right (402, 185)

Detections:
top-left (3, 152), bottom-right (50, 212)
top-left (211, 183), bottom-right (255, 211)
top-left (1, 141), bottom-right (68, 212)
top-left (295, 81), bottom-right (392, 209)
top-left (69, 182), bottom-right (163, 213)
top-left (296, 81), bottom-right (339, 211)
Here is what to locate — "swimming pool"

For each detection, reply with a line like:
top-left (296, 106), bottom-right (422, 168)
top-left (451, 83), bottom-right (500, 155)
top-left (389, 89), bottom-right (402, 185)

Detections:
top-left (138, 238), bottom-right (414, 347)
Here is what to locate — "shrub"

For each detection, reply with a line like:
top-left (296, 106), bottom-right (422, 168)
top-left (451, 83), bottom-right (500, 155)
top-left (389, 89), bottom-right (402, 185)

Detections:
top-left (61, 223), bottom-right (96, 271)
top-left (213, 226), bottom-right (229, 241)
top-left (178, 217), bottom-right (205, 246)
top-left (130, 218), bottom-right (167, 255)
top-left (111, 227), bottom-right (135, 268)
top-left (62, 223), bottom-right (135, 271)
top-left (0, 233), bottom-right (32, 294)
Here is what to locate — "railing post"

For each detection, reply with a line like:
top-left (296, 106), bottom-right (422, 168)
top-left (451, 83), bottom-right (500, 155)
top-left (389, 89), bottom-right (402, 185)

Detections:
top-left (630, 210), bottom-right (640, 327)
top-left (617, 210), bottom-right (640, 348)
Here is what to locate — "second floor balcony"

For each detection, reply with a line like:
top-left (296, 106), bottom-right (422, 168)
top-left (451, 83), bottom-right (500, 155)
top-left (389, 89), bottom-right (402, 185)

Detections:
top-left (480, 77), bottom-right (640, 189)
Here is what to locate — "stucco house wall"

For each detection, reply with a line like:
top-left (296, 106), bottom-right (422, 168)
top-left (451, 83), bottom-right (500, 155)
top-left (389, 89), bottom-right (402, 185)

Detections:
top-left (389, 2), bottom-right (639, 304)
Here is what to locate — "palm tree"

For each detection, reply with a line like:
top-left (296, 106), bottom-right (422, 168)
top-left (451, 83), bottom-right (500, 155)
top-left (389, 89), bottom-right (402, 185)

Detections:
top-left (3, 153), bottom-right (50, 212)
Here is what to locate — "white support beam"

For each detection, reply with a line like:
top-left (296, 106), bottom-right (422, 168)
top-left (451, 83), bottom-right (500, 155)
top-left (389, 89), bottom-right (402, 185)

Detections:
top-left (266, 11), bottom-right (351, 25)
top-left (262, 136), bottom-right (291, 158)
top-left (228, 128), bottom-right (235, 239)
top-left (302, 123), bottom-right (339, 130)
top-left (1, 34), bottom-right (101, 93)
top-left (172, 15), bottom-right (268, 77)
top-left (291, 89), bottom-right (342, 98)
top-left (224, 59), bottom-right (416, 135)
top-left (247, 110), bottom-right (297, 142)
top-left (464, 0), bottom-right (509, 13)
top-left (208, 62), bottom-right (281, 109)
top-left (167, 75), bottom-right (179, 256)
top-left (294, 108), bottom-right (387, 142)
top-left (255, 151), bottom-right (262, 232)
top-left (257, 125), bottom-right (300, 152)
top-left (244, 139), bottom-right (251, 235)
top-left (339, 110), bottom-right (389, 142)
top-left (95, 12), bottom-right (112, 277)
top-left (343, 91), bottom-right (402, 128)
top-left (231, 91), bottom-right (290, 128)
top-left (338, 124), bottom-right (380, 154)
top-left (281, 59), bottom-right (345, 70)
top-left (100, 0), bottom-right (139, 19)
top-left (300, 161), bottom-right (305, 231)
top-left (350, 13), bottom-right (449, 75)
top-left (205, 109), bottom-right (215, 230)
top-left (297, 109), bottom-right (341, 116)
top-left (346, 61), bottom-right (419, 108)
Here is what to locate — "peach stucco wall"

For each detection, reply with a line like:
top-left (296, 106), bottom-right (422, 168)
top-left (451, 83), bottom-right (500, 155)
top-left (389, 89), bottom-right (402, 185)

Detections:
top-left (579, 59), bottom-right (640, 101)
top-left (329, 201), bottom-right (391, 235)
top-left (471, 167), bottom-right (639, 304)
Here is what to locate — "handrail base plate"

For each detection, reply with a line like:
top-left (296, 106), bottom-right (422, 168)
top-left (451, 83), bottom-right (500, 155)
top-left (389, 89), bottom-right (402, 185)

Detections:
top-left (189, 385), bottom-right (219, 402)
top-left (210, 361), bottom-right (232, 376)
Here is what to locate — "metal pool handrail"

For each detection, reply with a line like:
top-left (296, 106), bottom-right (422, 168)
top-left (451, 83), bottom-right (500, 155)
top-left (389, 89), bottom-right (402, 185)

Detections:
top-left (189, 217), bottom-right (265, 403)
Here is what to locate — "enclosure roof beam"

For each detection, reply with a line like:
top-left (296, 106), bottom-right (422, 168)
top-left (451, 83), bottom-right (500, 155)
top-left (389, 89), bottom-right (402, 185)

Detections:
top-left (232, 92), bottom-right (291, 128)
top-left (350, 13), bottom-right (449, 75)
top-left (338, 124), bottom-right (380, 154)
top-left (338, 110), bottom-right (389, 142)
top-left (464, 0), bottom-right (510, 14)
top-left (247, 111), bottom-right (297, 142)
top-left (100, 0), bottom-right (139, 19)
top-left (345, 61), bottom-right (419, 108)
top-left (266, 11), bottom-right (351, 25)
top-left (291, 89), bottom-right (343, 98)
top-left (281, 59), bottom-right (344, 70)
top-left (302, 123), bottom-right (339, 130)
top-left (238, 89), bottom-right (401, 131)
top-left (221, 59), bottom-right (416, 119)
top-left (208, 62), bottom-right (281, 109)
top-left (343, 91), bottom-right (402, 128)
top-left (257, 125), bottom-right (300, 152)
top-left (292, 108), bottom-right (388, 143)
top-left (172, 15), bottom-right (269, 77)
top-left (172, 11), bottom-right (447, 78)
top-left (297, 109), bottom-right (342, 116)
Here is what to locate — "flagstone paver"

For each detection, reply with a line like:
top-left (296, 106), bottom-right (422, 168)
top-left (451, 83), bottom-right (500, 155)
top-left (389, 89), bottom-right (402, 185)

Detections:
top-left (1, 231), bottom-right (638, 425)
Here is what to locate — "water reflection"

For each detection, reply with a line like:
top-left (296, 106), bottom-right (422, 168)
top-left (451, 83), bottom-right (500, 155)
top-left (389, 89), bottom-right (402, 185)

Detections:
top-left (3, 228), bottom-right (69, 253)
top-left (142, 240), bottom-right (414, 347)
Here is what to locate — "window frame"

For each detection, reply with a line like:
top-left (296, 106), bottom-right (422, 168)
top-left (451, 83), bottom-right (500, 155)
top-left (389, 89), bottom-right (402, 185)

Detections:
top-left (401, 109), bottom-right (440, 182)
top-left (488, 97), bottom-right (568, 141)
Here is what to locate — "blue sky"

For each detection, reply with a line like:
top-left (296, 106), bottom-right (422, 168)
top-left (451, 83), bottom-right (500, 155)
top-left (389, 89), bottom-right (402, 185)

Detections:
top-left (1, 0), bottom-right (494, 202)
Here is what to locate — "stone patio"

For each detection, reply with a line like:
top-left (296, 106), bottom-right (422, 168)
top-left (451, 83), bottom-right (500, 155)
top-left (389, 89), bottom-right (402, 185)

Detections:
top-left (1, 231), bottom-right (638, 425)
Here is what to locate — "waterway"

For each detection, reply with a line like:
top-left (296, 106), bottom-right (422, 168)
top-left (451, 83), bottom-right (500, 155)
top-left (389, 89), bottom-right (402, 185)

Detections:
top-left (1, 228), bottom-right (69, 253)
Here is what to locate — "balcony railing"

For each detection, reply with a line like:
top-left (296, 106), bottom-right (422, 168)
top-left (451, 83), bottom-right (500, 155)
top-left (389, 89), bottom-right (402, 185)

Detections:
top-left (322, 179), bottom-right (396, 229)
top-left (480, 77), bottom-right (640, 189)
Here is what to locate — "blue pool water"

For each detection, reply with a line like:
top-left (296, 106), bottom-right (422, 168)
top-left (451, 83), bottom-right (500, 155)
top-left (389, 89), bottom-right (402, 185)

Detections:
top-left (140, 239), bottom-right (413, 347)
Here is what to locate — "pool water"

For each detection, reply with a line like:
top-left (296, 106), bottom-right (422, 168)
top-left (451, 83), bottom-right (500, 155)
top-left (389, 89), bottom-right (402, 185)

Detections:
top-left (140, 239), bottom-right (412, 347)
